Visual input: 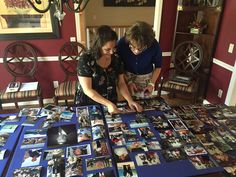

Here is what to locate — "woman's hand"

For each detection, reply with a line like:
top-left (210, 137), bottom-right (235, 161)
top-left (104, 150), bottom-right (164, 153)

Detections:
top-left (127, 82), bottom-right (138, 95)
top-left (143, 83), bottom-right (154, 96)
top-left (128, 100), bottom-right (143, 112)
top-left (107, 103), bottom-right (121, 114)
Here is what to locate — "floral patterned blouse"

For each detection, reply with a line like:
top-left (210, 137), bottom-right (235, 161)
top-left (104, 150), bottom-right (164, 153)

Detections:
top-left (76, 52), bottom-right (124, 105)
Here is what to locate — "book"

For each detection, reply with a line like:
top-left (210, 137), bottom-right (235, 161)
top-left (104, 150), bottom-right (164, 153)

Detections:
top-left (19, 82), bottom-right (38, 92)
top-left (5, 82), bottom-right (21, 93)
top-left (169, 75), bottom-right (192, 86)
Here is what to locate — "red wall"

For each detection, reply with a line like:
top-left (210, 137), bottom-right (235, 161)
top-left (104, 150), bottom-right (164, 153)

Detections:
top-left (0, 8), bottom-right (77, 98)
top-left (206, 0), bottom-right (236, 103)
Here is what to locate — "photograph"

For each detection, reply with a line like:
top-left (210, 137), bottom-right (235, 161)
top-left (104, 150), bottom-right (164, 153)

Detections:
top-left (77, 127), bottom-right (92, 142)
top-left (43, 148), bottom-right (65, 161)
top-left (21, 136), bottom-right (46, 149)
top-left (138, 127), bottom-right (156, 140)
top-left (117, 162), bottom-right (138, 177)
top-left (135, 152), bottom-right (161, 166)
top-left (18, 108), bottom-right (41, 117)
top-left (65, 156), bottom-right (83, 177)
top-left (21, 148), bottom-right (42, 167)
top-left (126, 141), bottom-right (148, 153)
top-left (109, 132), bottom-right (126, 146)
top-left (124, 129), bottom-right (138, 142)
top-left (60, 111), bottom-right (74, 121)
top-left (0, 124), bottom-right (18, 133)
top-left (77, 114), bottom-right (91, 128)
top-left (92, 125), bottom-right (105, 140)
top-left (47, 124), bottom-right (77, 148)
top-left (108, 122), bottom-right (128, 133)
top-left (184, 144), bottom-right (208, 156)
top-left (168, 118), bottom-right (188, 131)
top-left (12, 166), bottom-right (42, 177)
top-left (66, 144), bottom-right (91, 157)
top-left (188, 155), bottom-right (216, 170)
top-left (47, 157), bottom-right (65, 177)
top-left (161, 137), bottom-right (183, 149)
top-left (0, 149), bottom-right (7, 160)
top-left (105, 114), bottom-right (122, 124)
top-left (92, 140), bottom-right (110, 157)
top-left (0, 132), bottom-right (10, 147)
top-left (158, 129), bottom-right (178, 140)
top-left (146, 141), bottom-right (161, 150)
top-left (177, 130), bottom-right (198, 144)
top-left (86, 156), bottom-right (112, 171)
top-left (113, 147), bottom-right (131, 163)
top-left (162, 148), bottom-right (186, 162)
top-left (22, 116), bottom-right (40, 126)
top-left (87, 170), bottom-right (115, 177)
top-left (130, 118), bottom-right (149, 128)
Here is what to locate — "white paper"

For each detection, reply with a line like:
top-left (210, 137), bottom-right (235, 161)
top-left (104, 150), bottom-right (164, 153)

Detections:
top-left (19, 82), bottom-right (38, 92)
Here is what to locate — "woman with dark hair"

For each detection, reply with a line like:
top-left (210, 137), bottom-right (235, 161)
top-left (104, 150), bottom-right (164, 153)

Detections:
top-left (117, 21), bottom-right (162, 99)
top-left (76, 25), bottom-right (142, 114)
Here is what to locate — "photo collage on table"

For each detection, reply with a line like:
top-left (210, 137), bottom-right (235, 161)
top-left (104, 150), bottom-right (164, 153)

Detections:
top-left (2, 98), bottom-right (236, 177)
top-left (8, 105), bottom-right (116, 177)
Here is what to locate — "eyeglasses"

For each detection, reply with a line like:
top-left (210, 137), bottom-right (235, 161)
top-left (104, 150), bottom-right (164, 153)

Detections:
top-left (129, 43), bottom-right (147, 53)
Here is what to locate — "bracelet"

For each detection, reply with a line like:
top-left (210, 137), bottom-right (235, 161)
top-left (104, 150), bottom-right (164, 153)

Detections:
top-left (148, 82), bottom-right (155, 87)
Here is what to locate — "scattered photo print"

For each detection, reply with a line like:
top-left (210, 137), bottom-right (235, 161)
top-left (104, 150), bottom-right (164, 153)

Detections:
top-left (0, 115), bottom-right (20, 124)
top-left (109, 132), bottom-right (126, 146)
top-left (66, 144), bottom-right (91, 157)
top-left (138, 127), bottom-right (156, 140)
top-left (130, 118), bottom-right (149, 128)
top-left (162, 148), bottom-right (186, 162)
top-left (222, 106), bottom-right (236, 118)
top-left (123, 129), bottom-right (138, 142)
top-left (184, 144), bottom-right (207, 156)
top-left (217, 127), bottom-right (236, 149)
top-left (195, 134), bottom-right (213, 145)
top-left (135, 152), bottom-right (160, 166)
top-left (0, 149), bottom-right (7, 160)
top-left (188, 155), bottom-right (216, 170)
top-left (117, 162), bottom-right (138, 177)
top-left (150, 115), bottom-right (170, 130)
top-left (92, 140), bottom-right (110, 157)
top-left (47, 124), bottom-right (77, 148)
top-left (184, 120), bottom-right (205, 134)
top-left (21, 136), bottom-right (46, 149)
top-left (113, 147), bottom-right (131, 163)
top-left (180, 105), bottom-right (196, 115)
top-left (18, 108), bottom-right (41, 117)
top-left (211, 152), bottom-right (236, 167)
top-left (91, 119), bottom-right (104, 127)
top-left (126, 141), bottom-right (148, 153)
top-left (168, 119), bottom-right (188, 131)
top-left (87, 170), bottom-right (115, 177)
top-left (22, 116), bottom-right (40, 126)
top-left (177, 130), bottom-right (198, 144)
top-left (47, 157), bottom-right (65, 177)
top-left (13, 166), bottom-right (42, 177)
top-left (163, 111), bottom-right (178, 119)
top-left (60, 111), bottom-right (74, 121)
top-left (0, 133), bottom-right (10, 147)
top-left (224, 165), bottom-right (236, 177)
top-left (65, 156), bottom-right (83, 176)
top-left (161, 137), bottom-right (183, 149)
top-left (43, 148), bottom-right (65, 160)
top-left (0, 124), bottom-right (18, 133)
top-left (172, 106), bottom-right (185, 116)
top-left (179, 114), bottom-right (198, 120)
top-left (21, 148), bottom-right (42, 167)
top-left (146, 141), bottom-right (161, 150)
top-left (92, 125), bottom-right (105, 140)
top-left (24, 129), bottom-right (47, 138)
top-left (77, 107), bottom-right (91, 128)
top-left (77, 128), bottom-right (92, 142)
top-left (108, 122), bottom-right (128, 133)
top-left (106, 114), bottom-right (122, 124)
top-left (158, 129), bottom-right (178, 140)
top-left (86, 156), bottom-right (112, 171)
top-left (204, 144), bottom-right (223, 156)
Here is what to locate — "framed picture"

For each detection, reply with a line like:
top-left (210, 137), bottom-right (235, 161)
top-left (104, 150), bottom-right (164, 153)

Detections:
top-left (104, 0), bottom-right (155, 7)
top-left (0, 1), bottom-right (60, 40)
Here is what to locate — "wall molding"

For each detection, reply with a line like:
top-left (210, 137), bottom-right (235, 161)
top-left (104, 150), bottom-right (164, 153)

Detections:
top-left (0, 52), bottom-right (172, 63)
top-left (213, 58), bottom-right (234, 72)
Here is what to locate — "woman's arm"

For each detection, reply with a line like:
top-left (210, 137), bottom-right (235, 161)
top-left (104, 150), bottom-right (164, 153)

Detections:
top-left (144, 67), bottom-right (161, 93)
top-left (78, 76), bottom-right (120, 114)
top-left (118, 74), bottom-right (143, 112)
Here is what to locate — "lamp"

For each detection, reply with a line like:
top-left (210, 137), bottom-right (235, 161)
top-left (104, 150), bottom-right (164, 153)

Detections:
top-left (27, 0), bottom-right (89, 22)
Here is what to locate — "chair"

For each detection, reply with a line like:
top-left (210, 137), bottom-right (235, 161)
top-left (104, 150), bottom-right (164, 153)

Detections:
top-left (158, 41), bottom-right (203, 103)
top-left (0, 41), bottom-right (43, 110)
top-left (53, 41), bottom-right (86, 106)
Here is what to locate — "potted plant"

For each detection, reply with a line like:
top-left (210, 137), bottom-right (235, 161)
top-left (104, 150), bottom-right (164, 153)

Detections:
top-left (189, 17), bottom-right (207, 34)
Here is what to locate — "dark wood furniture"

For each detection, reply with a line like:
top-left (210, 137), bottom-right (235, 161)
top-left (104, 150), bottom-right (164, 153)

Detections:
top-left (159, 41), bottom-right (203, 103)
top-left (171, 0), bottom-right (224, 102)
top-left (0, 41), bottom-right (43, 110)
top-left (53, 41), bottom-right (86, 106)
